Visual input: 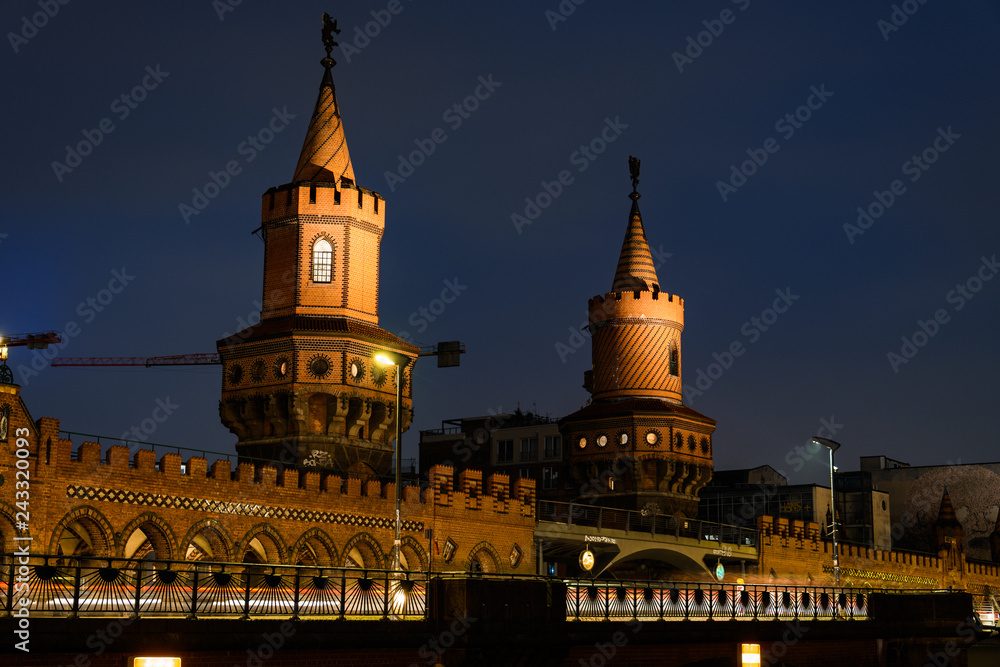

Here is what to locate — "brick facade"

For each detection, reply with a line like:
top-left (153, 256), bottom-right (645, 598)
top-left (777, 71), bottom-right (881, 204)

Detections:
top-left (0, 386), bottom-right (535, 574)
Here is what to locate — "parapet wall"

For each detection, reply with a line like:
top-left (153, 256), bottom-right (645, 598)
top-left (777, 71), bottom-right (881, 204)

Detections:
top-left (754, 515), bottom-right (995, 590)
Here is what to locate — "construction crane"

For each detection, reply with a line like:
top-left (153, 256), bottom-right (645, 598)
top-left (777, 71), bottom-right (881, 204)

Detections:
top-left (0, 331), bottom-right (61, 349)
top-left (0, 331), bottom-right (63, 383)
top-left (51, 353), bottom-right (221, 367)
top-left (49, 342), bottom-right (465, 368)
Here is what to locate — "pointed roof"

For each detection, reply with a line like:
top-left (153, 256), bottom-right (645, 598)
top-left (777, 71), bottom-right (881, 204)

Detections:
top-left (935, 488), bottom-right (962, 527)
top-left (612, 157), bottom-right (659, 292)
top-left (292, 63), bottom-right (355, 184)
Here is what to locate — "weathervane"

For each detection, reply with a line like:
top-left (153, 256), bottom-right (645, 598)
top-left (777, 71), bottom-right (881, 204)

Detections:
top-left (628, 155), bottom-right (641, 200)
top-left (321, 12), bottom-right (341, 68)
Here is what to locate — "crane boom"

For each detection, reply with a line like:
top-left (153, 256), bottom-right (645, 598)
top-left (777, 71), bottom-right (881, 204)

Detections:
top-left (51, 353), bottom-right (221, 367)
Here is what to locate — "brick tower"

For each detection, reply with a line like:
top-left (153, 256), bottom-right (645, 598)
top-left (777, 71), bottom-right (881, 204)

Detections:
top-left (217, 26), bottom-right (418, 475)
top-left (559, 157), bottom-right (714, 518)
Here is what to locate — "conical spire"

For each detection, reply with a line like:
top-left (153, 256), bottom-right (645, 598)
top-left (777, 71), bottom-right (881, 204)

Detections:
top-left (292, 14), bottom-right (355, 184)
top-left (612, 156), bottom-right (659, 292)
top-left (936, 487), bottom-right (961, 527)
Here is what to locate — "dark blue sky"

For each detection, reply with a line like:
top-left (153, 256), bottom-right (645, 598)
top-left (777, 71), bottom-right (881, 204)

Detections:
top-left (3, 1), bottom-right (998, 485)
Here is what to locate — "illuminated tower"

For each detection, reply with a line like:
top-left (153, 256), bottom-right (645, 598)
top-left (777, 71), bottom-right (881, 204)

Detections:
top-left (217, 22), bottom-right (418, 475)
top-left (560, 157), bottom-right (714, 518)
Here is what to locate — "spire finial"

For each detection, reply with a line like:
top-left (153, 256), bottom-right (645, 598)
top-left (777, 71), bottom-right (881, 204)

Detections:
top-left (321, 12), bottom-right (341, 69)
top-left (628, 155), bottom-right (641, 201)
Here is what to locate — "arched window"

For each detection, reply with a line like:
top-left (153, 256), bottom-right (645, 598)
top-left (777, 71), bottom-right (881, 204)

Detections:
top-left (312, 239), bottom-right (333, 283)
top-left (669, 345), bottom-right (679, 376)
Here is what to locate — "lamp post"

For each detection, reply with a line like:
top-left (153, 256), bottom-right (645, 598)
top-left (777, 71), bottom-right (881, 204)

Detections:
top-left (0, 337), bottom-right (12, 385)
top-left (375, 351), bottom-right (411, 573)
top-left (812, 436), bottom-right (841, 587)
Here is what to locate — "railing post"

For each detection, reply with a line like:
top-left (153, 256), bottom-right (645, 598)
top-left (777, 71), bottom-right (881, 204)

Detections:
top-left (292, 569), bottom-right (301, 620)
top-left (568, 503), bottom-right (574, 527)
top-left (71, 560), bottom-right (82, 618)
top-left (4, 557), bottom-right (15, 617)
top-left (598, 508), bottom-right (602, 531)
top-left (382, 569), bottom-right (390, 620)
top-left (242, 566), bottom-right (251, 620)
top-left (132, 563), bottom-right (142, 617)
top-left (189, 567), bottom-right (199, 619)
top-left (339, 569), bottom-right (347, 620)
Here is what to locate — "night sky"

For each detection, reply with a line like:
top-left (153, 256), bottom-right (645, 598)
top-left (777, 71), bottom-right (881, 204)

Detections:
top-left (3, 1), bottom-right (998, 486)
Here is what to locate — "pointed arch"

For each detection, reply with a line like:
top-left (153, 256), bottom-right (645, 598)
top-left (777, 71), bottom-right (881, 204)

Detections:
top-left (466, 540), bottom-right (503, 574)
top-left (0, 501), bottom-right (17, 554)
top-left (117, 512), bottom-right (179, 561)
top-left (342, 532), bottom-right (386, 569)
top-left (235, 523), bottom-right (288, 564)
top-left (290, 528), bottom-right (339, 566)
top-left (48, 506), bottom-right (115, 558)
top-left (181, 519), bottom-right (236, 562)
top-left (311, 237), bottom-right (334, 283)
top-left (398, 535), bottom-right (427, 572)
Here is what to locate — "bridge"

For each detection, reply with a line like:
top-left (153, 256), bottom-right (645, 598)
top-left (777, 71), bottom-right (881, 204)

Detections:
top-left (3, 553), bottom-right (872, 622)
top-left (536, 500), bottom-right (759, 577)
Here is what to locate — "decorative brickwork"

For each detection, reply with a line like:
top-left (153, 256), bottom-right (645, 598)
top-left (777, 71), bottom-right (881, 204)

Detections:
top-left (0, 388), bottom-right (536, 573)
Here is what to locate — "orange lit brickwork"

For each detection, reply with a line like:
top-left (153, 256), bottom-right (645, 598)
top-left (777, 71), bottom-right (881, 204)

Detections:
top-left (218, 51), bottom-right (417, 472)
top-left (588, 291), bottom-right (684, 402)
top-left (0, 389), bottom-right (535, 572)
top-left (753, 515), bottom-right (1000, 592)
top-left (561, 160), bottom-right (714, 516)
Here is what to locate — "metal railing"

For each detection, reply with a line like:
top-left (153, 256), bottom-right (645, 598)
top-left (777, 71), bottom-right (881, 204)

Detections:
top-left (538, 500), bottom-right (758, 548)
top-left (565, 579), bottom-right (868, 621)
top-left (3, 554), bottom-right (427, 620)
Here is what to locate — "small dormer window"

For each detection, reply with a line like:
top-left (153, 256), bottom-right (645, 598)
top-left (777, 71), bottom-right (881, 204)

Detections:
top-left (312, 239), bottom-right (332, 283)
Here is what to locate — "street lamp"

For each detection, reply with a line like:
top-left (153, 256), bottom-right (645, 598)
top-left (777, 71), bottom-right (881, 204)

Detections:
top-left (812, 436), bottom-right (841, 587)
top-left (375, 350), bottom-right (411, 573)
top-left (0, 337), bottom-right (12, 385)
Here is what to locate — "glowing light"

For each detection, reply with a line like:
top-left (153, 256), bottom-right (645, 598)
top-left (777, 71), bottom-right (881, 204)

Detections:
top-left (133, 659), bottom-right (181, 667)
top-left (374, 353), bottom-right (396, 366)
top-left (741, 643), bottom-right (761, 665)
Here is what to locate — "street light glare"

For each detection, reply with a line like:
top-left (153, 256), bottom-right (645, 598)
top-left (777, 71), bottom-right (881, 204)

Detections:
top-left (375, 353), bottom-right (397, 366)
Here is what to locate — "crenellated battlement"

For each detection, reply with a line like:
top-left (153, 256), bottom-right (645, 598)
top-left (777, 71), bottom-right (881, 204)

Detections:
top-left (15, 430), bottom-right (534, 522)
top-left (261, 180), bottom-right (385, 228)
top-left (588, 289), bottom-right (684, 327)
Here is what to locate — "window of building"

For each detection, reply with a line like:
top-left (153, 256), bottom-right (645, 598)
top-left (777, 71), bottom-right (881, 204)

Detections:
top-left (543, 466), bottom-right (559, 490)
top-left (519, 468), bottom-right (534, 480)
top-left (520, 436), bottom-right (538, 461)
top-left (544, 435), bottom-right (561, 459)
top-left (669, 344), bottom-right (679, 376)
top-left (312, 239), bottom-right (333, 283)
top-left (496, 439), bottom-right (513, 463)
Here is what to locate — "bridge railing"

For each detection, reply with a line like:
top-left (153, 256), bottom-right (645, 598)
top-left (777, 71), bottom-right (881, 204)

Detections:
top-left (564, 579), bottom-right (870, 621)
top-left (1, 554), bottom-right (428, 620)
top-left (538, 500), bottom-right (758, 548)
